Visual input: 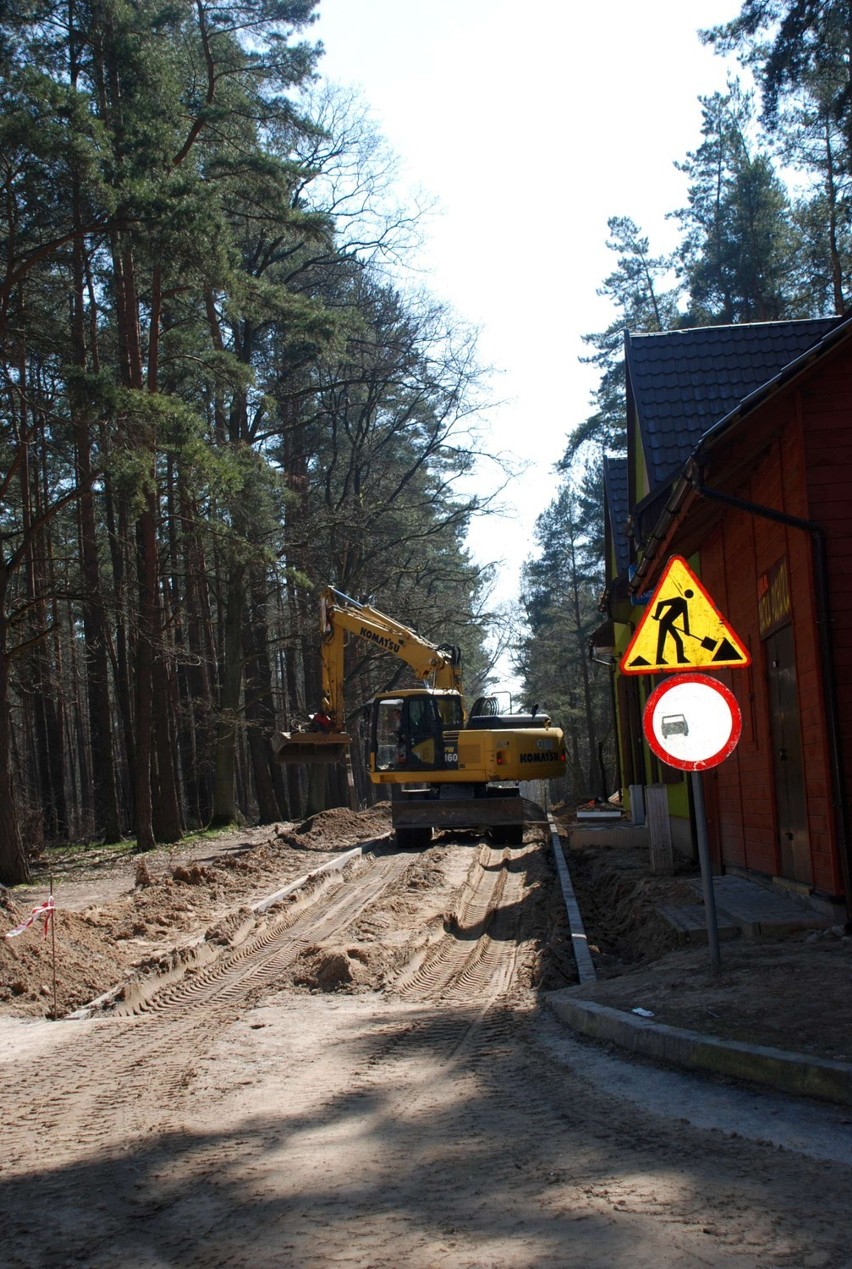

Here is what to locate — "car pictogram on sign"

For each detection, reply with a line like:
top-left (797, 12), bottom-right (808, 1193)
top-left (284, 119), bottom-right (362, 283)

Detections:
top-left (643, 673), bottom-right (742, 771)
top-left (661, 713), bottom-right (689, 738)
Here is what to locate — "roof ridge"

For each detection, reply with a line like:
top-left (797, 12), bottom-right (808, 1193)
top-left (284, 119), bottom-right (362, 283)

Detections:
top-left (628, 315), bottom-right (840, 342)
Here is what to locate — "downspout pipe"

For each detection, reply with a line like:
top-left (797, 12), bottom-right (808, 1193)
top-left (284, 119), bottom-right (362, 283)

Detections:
top-left (688, 463), bottom-right (852, 919)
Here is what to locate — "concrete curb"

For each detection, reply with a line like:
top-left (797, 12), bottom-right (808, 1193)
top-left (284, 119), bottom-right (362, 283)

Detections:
top-left (546, 992), bottom-right (852, 1107)
top-left (548, 813), bottom-right (597, 984)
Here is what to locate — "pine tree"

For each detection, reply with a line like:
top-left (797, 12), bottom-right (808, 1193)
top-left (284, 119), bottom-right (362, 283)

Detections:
top-left (706, 5), bottom-right (852, 314)
top-left (705, 1), bottom-right (852, 163)
top-left (673, 85), bottom-right (797, 324)
top-left (578, 216), bottom-right (680, 458)
top-left (515, 487), bottom-right (613, 801)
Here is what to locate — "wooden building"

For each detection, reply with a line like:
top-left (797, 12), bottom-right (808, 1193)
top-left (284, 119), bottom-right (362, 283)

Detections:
top-left (600, 315), bottom-right (852, 920)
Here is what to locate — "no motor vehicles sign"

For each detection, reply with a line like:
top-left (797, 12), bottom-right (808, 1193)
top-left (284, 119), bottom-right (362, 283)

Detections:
top-left (643, 673), bottom-right (742, 772)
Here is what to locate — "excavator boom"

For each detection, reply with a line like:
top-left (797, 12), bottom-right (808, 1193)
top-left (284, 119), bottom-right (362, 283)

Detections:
top-left (319, 588), bottom-right (464, 710)
top-left (272, 587), bottom-right (461, 766)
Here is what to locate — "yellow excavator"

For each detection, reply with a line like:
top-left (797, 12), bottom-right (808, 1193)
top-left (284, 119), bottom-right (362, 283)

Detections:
top-left (272, 587), bottom-right (566, 848)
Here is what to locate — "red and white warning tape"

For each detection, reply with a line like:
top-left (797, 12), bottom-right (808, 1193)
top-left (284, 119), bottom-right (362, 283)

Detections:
top-left (5, 895), bottom-right (55, 940)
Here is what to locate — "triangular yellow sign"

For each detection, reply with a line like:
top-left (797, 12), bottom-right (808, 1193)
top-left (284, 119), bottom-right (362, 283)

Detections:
top-left (621, 556), bottom-right (750, 675)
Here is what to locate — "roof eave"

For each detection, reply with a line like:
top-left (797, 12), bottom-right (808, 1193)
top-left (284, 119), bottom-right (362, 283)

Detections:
top-left (628, 312), bottom-right (852, 592)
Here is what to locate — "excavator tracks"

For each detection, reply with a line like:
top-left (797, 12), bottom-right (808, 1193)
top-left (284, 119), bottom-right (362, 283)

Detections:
top-left (394, 842), bottom-right (525, 1004)
top-left (0, 837), bottom-right (544, 1178)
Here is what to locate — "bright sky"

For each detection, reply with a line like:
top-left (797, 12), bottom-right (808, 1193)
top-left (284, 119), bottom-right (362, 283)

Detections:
top-left (314, 0), bottom-right (744, 624)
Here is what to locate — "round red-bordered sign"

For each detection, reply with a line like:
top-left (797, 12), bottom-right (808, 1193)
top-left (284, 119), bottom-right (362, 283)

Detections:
top-left (643, 673), bottom-right (742, 771)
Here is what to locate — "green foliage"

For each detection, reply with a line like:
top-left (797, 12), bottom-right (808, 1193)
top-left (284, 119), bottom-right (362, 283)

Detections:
top-left (575, 216), bottom-right (680, 466)
top-left (673, 84), bottom-right (798, 324)
top-left (703, 2), bottom-right (852, 141)
top-left (0, 0), bottom-right (500, 868)
top-left (514, 487), bottom-right (614, 800)
top-left (704, 3), bottom-right (852, 314)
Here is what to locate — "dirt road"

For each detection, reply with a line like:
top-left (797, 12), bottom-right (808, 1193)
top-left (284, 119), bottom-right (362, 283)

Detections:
top-left (2, 821), bottom-right (851, 1266)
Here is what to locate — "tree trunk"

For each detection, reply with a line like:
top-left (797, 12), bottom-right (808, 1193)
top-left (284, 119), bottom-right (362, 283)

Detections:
top-left (133, 498), bottom-right (158, 851)
top-left (244, 569), bottom-right (288, 822)
top-left (104, 477), bottom-right (135, 821)
top-left (0, 606), bottom-right (29, 885)
top-left (282, 643), bottom-right (304, 818)
top-left (76, 476), bottom-right (122, 841)
top-left (14, 309), bottom-right (68, 844)
top-left (151, 651), bottom-right (183, 842)
top-left (211, 567), bottom-right (245, 826)
top-left (71, 237), bottom-right (121, 842)
top-left (177, 484), bottom-right (216, 827)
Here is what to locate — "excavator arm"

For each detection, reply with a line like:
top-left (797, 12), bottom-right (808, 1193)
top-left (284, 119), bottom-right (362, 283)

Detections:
top-left (272, 587), bottom-right (463, 765)
top-left (319, 587), bottom-right (463, 726)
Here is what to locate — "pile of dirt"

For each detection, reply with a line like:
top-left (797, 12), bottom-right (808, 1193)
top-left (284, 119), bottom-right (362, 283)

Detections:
top-left (560, 934), bottom-right (852, 1063)
top-left (291, 944), bottom-right (378, 992)
top-left (566, 841), bottom-right (697, 971)
top-left (1, 811), bottom-right (383, 1019)
top-left (276, 803), bottom-right (392, 851)
top-left (8, 799), bottom-right (850, 1069)
top-left (1, 888), bottom-right (126, 1015)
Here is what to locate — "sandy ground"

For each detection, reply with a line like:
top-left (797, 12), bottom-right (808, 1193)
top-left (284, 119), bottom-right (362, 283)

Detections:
top-left (1, 808), bottom-right (851, 1267)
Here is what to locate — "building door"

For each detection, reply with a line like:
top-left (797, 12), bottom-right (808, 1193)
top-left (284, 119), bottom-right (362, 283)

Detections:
top-left (766, 624), bottom-right (812, 885)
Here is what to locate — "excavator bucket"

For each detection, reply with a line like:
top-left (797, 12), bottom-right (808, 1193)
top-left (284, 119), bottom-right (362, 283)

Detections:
top-left (271, 730), bottom-right (351, 766)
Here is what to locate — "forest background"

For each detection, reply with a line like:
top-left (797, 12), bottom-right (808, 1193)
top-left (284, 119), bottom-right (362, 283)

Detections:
top-left (0, 0), bottom-right (849, 884)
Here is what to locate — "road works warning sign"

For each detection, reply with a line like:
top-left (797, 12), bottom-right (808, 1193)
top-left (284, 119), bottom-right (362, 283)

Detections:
top-left (620, 556), bottom-right (750, 675)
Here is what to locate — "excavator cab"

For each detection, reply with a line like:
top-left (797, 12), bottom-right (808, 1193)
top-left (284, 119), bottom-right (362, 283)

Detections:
top-left (371, 691), bottom-right (462, 773)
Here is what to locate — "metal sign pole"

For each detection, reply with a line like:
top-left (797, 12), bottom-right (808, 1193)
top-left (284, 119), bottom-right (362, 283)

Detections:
top-left (690, 771), bottom-right (722, 975)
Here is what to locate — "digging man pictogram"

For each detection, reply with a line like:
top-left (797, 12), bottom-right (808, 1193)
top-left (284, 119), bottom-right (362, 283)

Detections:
top-left (653, 589), bottom-right (694, 665)
top-left (620, 556), bottom-right (752, 674)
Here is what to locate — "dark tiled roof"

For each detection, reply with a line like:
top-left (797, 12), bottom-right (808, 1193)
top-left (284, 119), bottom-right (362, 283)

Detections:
top-left (626, 318), bottom-right (841, 489)
top-left (603, 455), bottom-right (630, 576)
